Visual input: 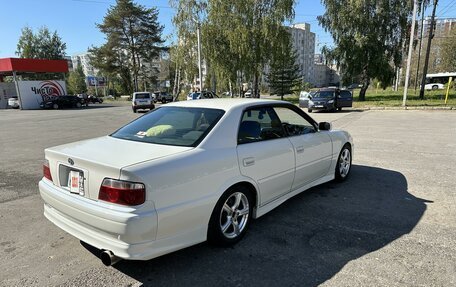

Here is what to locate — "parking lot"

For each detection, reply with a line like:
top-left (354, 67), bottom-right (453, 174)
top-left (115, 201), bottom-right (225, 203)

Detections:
top-left (1, 104), bottom-right (455, 286)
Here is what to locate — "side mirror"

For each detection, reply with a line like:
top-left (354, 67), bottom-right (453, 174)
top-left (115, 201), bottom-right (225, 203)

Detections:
top-left (319, 122), bottom-right (332, 131)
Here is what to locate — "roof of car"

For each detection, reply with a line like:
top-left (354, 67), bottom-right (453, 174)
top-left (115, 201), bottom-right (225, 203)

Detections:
top-left (165, 98), bottom-right (289, 111)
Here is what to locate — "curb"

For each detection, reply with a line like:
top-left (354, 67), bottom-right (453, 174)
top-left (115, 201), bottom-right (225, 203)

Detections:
top-left (356, 106), bottom-right (455, 111)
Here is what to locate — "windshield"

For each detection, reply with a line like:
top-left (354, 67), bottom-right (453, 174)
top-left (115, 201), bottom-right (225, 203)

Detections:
top-left (315, 91), bottom-right (335, 98)
top-left (190, 92), bottom-right (200, 100)
top-left (111, 107), bottom-right (225, 147)
top-left (135, 93), bottom-right (150, 99)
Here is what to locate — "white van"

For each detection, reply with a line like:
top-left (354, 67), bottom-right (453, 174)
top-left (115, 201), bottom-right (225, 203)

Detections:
top-left (132, 92), bottom-right (155, 113)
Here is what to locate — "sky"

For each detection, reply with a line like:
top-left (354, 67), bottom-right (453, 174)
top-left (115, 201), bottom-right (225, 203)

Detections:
top-left (0, 0), bottom-right (455, 58)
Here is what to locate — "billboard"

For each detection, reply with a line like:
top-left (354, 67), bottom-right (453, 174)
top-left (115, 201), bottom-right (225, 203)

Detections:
top-left (17, 80), bottom-right (67, 109)
top-left (87, 76), bottom-right (106, 87)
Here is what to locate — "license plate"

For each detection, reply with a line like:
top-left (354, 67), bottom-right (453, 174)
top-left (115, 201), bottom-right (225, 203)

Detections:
top-left (70, 170), bottom-right (84, 195)
top-left (314, 105), bottom-right (323, 108)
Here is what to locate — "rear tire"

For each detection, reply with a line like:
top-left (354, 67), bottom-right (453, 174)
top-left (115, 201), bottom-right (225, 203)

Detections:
top-left (338, 107), bottom-right (342, 111)
top-left (308, 108), bottom-right (312, 113)
top-left (53, 103), bottom-right (59, 109)
top-left (132, 108), bottom-right (137, 113)
top-left (335, 144), bottom-right (352, 181)
top-left (432, 85), bottom-right (438, 90)
top-left (208, 186), bottom-right (253, 247)
top-left (76, 102), bottom-right (82, 108)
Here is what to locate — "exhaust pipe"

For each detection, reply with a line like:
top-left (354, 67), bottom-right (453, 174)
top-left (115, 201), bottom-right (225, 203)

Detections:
top-left (100, 250), bottom-right (121, 266)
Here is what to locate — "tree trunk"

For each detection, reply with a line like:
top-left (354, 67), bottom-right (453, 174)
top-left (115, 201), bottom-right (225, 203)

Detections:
top-left (253, 72), bottom-right (260, 98)
top-left (359, 80), bottom-right (370, 101)
top-left (359, 68), bottom-right (370, 101)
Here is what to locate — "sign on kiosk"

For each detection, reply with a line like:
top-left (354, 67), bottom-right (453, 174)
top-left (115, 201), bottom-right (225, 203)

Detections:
top-left (18, 80), bottom-right (67, 109)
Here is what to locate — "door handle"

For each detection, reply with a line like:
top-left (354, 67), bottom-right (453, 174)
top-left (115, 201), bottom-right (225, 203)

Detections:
top-left (296, 146), bottom-right (305, 154)
top-left (243, 157), bottom-right (255, 167)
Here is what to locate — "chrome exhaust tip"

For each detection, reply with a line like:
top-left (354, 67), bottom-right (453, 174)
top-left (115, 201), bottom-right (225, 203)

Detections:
top-left (100, 250), bottom-right (121, 266)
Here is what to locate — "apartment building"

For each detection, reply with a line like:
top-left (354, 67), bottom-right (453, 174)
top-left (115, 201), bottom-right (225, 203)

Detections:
top-left (289, 23), bottom-right (316, 85)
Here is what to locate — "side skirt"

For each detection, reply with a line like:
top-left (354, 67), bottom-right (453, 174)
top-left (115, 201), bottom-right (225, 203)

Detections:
top-left (253, 174), bottom-right (334, 219)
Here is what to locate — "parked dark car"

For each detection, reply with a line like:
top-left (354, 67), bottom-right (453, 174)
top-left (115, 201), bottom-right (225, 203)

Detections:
top-left (87, 95), bottom-right (103, 104)
top-left (158, 92), bottom-right (173, 103)
top-left (40, 95), bottom-right (84, 109)
top-left (308, 88), bottom-right (353, 113)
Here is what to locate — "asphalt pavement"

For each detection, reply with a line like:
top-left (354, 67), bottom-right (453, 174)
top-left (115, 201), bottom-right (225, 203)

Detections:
top-left (0, 104), bottom-right (455, 286)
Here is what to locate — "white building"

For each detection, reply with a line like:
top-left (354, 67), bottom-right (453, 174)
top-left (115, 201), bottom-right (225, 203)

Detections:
top-left (289, 23), bottom-right (316, 85)
top-left (71, 53), bottom-right (98, 76)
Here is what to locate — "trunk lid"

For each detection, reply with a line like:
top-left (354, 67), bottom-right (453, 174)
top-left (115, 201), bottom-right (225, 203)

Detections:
top-left (45, 136), bottom-right (192, 200)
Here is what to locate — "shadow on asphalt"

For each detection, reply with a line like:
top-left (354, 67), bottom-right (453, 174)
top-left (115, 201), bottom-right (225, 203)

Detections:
top-left (82, 165), bottom-right (429, 286)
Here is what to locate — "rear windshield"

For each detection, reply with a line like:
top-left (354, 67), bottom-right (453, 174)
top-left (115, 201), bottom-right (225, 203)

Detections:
top-left (135, 93), bottom-right (150, 99)
top-left (191, 92), bottom-right (200, 99)
top-left (111, 107), bottom-right (225, 147)
top-left (316, 91), bottom-right (334, 98)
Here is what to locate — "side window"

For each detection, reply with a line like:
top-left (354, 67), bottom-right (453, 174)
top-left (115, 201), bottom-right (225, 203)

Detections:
top-left (238, 107), bottom-right (285, 144)
top-left (341, 90), bottom-right (352, 98)
top-left (273, 107), bottom-right (316, 136)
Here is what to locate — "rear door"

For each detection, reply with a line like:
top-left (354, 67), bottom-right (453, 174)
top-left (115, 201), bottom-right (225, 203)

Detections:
top-left (236, 107), bottom-right (295, 205)
top-left (338, 90), bottom-right (353, 107)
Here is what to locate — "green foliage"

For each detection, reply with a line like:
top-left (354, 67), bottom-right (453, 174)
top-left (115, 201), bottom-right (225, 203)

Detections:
top-left (441, 28), bottom-right (456, 72)
top-left (266, 28), bottom-right (301, 100)
top-left (67, 65), bottom-right (87, 94)
top-left (318, 0), bottom-right (413, 100)
top-left (16, 26), bottom-right (66, 59)
top-left (171, 0), bottom-right (296, 94)
top-left (91, 0), bottom-right (164, 93)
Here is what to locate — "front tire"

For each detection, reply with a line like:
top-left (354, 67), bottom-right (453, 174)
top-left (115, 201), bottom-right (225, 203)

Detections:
top-left (132, 108), bottom-right (137, 113)
top-left (308, 108), bottom-right (312, 113)
top-left (208, 186), bottom-right (253, 246)
top-left (335, 144), bottom-right (352, 181)
top-left (53, 103), bottom-right (59, 109)
top-left (432, 85), bottom-right (438, 90)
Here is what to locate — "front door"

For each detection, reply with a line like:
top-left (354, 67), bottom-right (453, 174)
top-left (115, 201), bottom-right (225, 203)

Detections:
top-left (273, 107), bottom-right (333, 191)
top-left (236, 107), bottom-right (295, 205)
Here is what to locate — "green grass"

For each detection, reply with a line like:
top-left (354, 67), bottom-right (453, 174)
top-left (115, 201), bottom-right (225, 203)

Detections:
top-left (284, 88), bottom-right (456, 108)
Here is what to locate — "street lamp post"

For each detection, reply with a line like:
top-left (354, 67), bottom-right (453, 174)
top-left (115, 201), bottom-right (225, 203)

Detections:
top-left (403, 0), bottom-right (418, 107)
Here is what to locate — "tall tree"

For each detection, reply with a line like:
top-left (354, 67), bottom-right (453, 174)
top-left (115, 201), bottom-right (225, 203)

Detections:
top-left (16, 26), bottom-right (66, 59)
top-left (169, 0), bottom-right (206, 91)
top-left (267, 28), bottom-right (301, 100)
top-left (95, 0), bottom-right (164, 92)
top-left (171, 0), bottom-right (296, 96)
top-left (204, 0), bottom-right (296, 97)
top-left (318, 0), bottom-right (413, 100)
top-left (67, 65), bottom-right (87, 94)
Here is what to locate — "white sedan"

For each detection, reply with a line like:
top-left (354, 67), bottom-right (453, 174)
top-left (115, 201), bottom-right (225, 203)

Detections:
top-left (39, 99), bottom-right (353, 266)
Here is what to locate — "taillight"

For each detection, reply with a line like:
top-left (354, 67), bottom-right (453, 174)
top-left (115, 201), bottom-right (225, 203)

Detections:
top-left (99, 178), bottom-right (145, 206)
top-left (43, 159), bottom-right (53, 181)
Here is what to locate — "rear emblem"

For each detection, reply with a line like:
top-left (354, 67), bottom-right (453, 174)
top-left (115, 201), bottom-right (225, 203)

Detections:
top-left (68, 158), bottom-right (74, 166)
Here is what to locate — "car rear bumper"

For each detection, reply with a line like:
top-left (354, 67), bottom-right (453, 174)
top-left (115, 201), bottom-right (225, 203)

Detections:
top-left (39, 179), bottom-right (158, 260)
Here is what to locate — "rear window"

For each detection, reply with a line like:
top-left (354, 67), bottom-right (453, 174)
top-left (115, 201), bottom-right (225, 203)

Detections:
top-left (111, 107), bottom-right (225, 147)
top-left (135, 93), bottom-right (150, 99)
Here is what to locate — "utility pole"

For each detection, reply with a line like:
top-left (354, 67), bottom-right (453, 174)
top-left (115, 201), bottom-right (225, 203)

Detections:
top-left (419, 0), bottom-right (439, 100)
top-left (403, 0), bottom-right (418, 107)
top-left (414, 0), bottom-right (427, 93)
